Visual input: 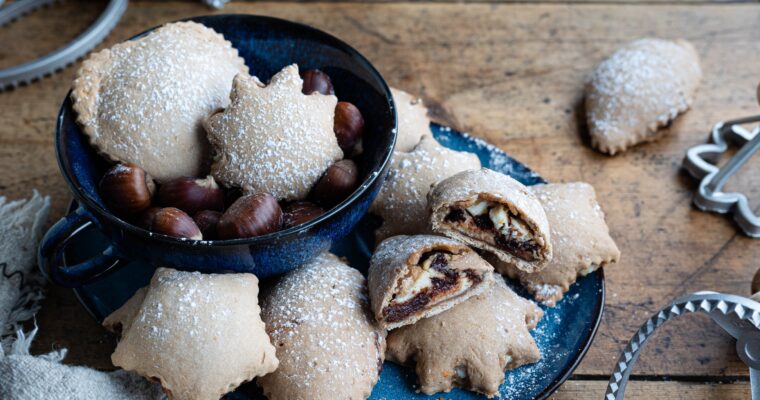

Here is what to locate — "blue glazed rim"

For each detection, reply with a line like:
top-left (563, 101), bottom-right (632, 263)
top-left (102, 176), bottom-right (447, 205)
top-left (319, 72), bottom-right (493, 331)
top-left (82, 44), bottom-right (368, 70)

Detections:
top-left (55, 14), bottom-right (397, 247)
top-left (535, 271), bottom-right (604, 399)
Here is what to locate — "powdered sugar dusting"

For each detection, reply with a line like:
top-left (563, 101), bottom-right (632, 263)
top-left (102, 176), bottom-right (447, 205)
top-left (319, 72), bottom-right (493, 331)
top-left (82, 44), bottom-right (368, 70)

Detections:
top-left (390, 87), bottom-right (432, 152)
top-left (206, 65), bottom-right (343, 200)
top-left (586, 38), bottom-right (701, 154)
top-left (259, 253), bottom-right (385, 399)
top-left (109, 267), bottom-right (277, 400)
top-left (370, 135), bottom-right (481, 240)
top-left (73, 21), bottom-right (248, 182)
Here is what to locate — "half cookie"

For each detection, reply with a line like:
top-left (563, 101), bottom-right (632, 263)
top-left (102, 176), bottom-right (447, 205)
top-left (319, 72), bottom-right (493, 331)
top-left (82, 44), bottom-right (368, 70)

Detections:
top-left (368, 234), bottom-right (494, 330)
top-left (259, 253), bottom-right (386, 400)
top-left (585, 38), bottom-right (701, 155)
top-left (496, 182), bottom-right (620, 306)
top-left (386, 277), bottom-right (542, 397)
top-left (428, 168), bottom-right (552, 273)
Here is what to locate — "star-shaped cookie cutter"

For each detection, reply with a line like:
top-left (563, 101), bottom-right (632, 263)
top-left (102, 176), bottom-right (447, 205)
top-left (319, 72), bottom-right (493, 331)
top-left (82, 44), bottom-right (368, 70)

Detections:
top-left (683, 115), bottom-right (760, 238)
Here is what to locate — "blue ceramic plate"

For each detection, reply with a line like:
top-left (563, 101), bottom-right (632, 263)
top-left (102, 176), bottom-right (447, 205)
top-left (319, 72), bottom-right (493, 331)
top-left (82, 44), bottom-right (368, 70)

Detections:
top-left (65, 125), bottom-right (604, 400)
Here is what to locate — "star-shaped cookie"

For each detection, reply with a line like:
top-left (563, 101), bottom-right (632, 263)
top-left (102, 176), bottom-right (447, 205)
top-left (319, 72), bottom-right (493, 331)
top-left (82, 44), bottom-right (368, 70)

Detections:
top-left (386, 276), bottom-right (542, 397)
top-left (369, 135), bottom-right (481, 242)
top-left (103, 268), bottom-right (278, 400)
top-left (391, 87), bottom-right (432, 152)
top-left (495, 182), bottom-right (620, 306)
top-left (205, 64), bottom-right (343, 200)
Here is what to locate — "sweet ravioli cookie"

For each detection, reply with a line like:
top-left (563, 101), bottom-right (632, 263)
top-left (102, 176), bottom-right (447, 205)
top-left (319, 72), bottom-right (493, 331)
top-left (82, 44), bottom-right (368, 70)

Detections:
top-left (496, 182), bottom-right (620, 306)
top-left (386, 277), bottom-right (542, 397)
top-left (72, 22), bottom-right (248, 182)
top-left (370, 135), bottom-right (481, 242)
top-left (428, 168), bottom-right (552, 273)
top-left (368, 234), bottom-right (494, 330)
top-left (391, 87), bottom-right (432, 152)
top-left (205, 64), bottom-right (343, 200)
top-left (586, 38), bottom-right (701, 155)
top-left (259, 253), bottom-right (386, 400)
top-left (103, 268), bottom-right (277, 400)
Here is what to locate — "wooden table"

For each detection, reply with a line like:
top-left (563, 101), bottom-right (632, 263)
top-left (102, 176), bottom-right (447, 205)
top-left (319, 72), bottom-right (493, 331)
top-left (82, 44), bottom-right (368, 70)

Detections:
top-left (2, 1), bottom-right (759, 398)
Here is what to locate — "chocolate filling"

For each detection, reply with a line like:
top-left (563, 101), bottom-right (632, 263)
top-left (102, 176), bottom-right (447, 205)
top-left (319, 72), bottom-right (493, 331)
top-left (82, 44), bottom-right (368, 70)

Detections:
top-left (445, 208), bottom-right (467, 223)
top-left (382, 252), bottom-right (480, 323)
top-left (444, 205), bottom-right (539, 261)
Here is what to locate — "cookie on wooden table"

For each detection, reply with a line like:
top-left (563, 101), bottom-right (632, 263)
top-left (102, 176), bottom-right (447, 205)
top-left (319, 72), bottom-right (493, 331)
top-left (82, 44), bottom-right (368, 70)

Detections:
top-left (368, 234), bottom-right (494, 330)
top-left (391, 87), bottom-right (432, 152)
top-left (585, 38), bottom-right (702, 155)
top-left (370, 135), bottom-right (481, 242)
top-left (494, 182), bottom-right (620, 306)
top-left (428, 168), bottom-right (552, 273)
top-left (103, 268), bottom-right (278, 400)
top-left (386, 276), bottom-right (542, 397)
top-left (204, 64), bottom-right (343, 200)
top-left (72, 22), bottom-right (248, 182)
top-left (258, 253), bottom-right (386, 400)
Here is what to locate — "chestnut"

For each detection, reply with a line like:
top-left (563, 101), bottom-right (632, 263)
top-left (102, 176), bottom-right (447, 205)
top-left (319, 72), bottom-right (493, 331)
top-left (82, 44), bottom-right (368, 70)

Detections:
top-left (149, 207), bottom-right (203, 240)
top-left (135, 207), bottom-right (161, 230)
top-left (282, 201), bottom-right (325, 229)
top-left (301, 69), bottom-right (334, 95)
top-left (217, 193), bottom-right (282, 240)
top-left (334, 102), bottom-right (365, 153)
top-left (194, 210), bottom-right (222, 240)
top-left (312, 159), bottom-right (359, 208)
top-left (157, 175), bottom-right (225, 215)
top-left (99, 163), bottom-right (156, 216)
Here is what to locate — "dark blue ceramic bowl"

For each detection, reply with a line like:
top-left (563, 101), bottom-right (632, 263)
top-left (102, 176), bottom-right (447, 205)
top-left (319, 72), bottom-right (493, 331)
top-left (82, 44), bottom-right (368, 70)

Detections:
top-left (39, 15), bottom-right (397, 287)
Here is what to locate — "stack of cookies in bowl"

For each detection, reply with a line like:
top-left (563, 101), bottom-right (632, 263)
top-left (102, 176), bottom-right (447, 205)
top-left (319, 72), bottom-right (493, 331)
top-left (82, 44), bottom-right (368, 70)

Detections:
top-left (49, 16), bottom-right (621, 400)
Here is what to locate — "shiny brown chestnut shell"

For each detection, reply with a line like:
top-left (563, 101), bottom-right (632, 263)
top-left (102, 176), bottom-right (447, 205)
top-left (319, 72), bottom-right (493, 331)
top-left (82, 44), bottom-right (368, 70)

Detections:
top-left (301, 69), bottom-right (334, 95)
top-left (99, 163), bottom-right (156, 216)
top-left (194, 210), bottom-right (222, 240)
top-left (312, 159), bottom-right (359, 208)
top-left (149, 207), bottom-right (203, 240)
top-left (217, 193), bottom-right (283, 240)
top-left (157, 175), bottom-right (224, 215)
top-left (334, 102), bottom-right (365, 153)
top-left (282, 201), bottom-right (325, 229)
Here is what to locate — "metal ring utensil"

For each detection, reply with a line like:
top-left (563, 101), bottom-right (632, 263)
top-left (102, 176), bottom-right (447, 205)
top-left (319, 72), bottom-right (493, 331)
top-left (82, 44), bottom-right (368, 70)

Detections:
top-left (0, 0), bottom-right (127, 91)
top-left (605, 291), bottom-right (760, 399)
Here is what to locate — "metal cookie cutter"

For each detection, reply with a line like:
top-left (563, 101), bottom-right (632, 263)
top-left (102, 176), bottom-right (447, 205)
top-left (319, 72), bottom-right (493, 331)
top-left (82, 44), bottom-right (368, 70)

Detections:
top-left (0, 0), bottom-right (127, 91)
top-left (683, 114), bottom-right (760, 237)
top-left (606, 291), bottom-right (760, 399)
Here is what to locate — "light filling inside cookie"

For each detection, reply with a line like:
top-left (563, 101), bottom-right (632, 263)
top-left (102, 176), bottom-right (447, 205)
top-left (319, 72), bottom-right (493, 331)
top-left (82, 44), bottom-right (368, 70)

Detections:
top-left (443, 198), bottom-right (540, 261)
top-left (383, 251), bottom-right (482, 323)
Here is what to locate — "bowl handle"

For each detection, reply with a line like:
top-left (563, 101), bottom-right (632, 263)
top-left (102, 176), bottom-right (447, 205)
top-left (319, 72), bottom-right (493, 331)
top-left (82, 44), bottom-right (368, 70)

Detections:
top-left (38, 205), bottom-right (121, 287)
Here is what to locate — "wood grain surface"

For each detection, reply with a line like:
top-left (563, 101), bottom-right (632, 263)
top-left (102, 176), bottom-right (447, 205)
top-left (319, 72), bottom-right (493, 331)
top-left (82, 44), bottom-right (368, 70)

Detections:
top-left (2, 1), bottom-right (759, 398)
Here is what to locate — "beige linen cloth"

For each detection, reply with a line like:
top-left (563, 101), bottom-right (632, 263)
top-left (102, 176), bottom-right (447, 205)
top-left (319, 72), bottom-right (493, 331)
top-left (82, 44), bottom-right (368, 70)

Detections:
top-left (0, 192), bottom-right (163, 400)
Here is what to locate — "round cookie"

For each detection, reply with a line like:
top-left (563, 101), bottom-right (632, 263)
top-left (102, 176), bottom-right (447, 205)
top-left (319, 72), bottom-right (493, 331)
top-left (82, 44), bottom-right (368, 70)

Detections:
top-left (391, 87), bottom-right (432, 152)
top-left (585, 38), bottom-right (702, 155)
top-left (72, 21), bottom-right (248, 182)
top-left (369, 135), bottom-right (481, 242)
top-left (204, 65), bottom-right (343, 200)
top-left (259, 253), bottom-right (386, 400)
